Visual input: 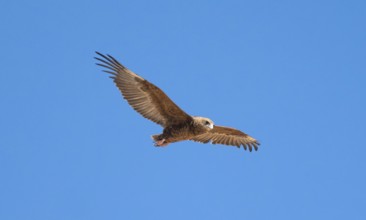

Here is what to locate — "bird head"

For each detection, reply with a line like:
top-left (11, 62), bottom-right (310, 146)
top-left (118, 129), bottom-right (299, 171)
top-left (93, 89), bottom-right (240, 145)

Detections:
top-left (193, 117), bottom-right (214, 130)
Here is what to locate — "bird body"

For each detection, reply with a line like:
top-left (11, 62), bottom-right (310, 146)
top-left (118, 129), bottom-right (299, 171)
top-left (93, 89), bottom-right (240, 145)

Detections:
top-left (95, 52), bottom-right (260, 152)
top-left (152, 117), bottom-right (213, 146)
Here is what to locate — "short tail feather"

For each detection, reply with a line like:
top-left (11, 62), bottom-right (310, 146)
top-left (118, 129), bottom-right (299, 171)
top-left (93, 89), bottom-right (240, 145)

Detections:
top-left (151, 135), bottom-right (160, 141)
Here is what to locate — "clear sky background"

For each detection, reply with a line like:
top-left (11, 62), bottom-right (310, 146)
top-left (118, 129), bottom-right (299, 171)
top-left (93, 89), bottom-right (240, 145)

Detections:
top-left (1, 0), bottom-right (365, 219)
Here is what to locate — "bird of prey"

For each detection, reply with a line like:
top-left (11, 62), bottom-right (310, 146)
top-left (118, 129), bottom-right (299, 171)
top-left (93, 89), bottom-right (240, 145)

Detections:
top-left (95, 52), bottom-right (260, 151)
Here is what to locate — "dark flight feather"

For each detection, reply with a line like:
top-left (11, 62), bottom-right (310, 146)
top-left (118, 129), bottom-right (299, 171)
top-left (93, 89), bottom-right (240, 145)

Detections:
top-left (191, 126), bottom-right (260, 152)
top-left (95, 52), bottom-right (192, 127)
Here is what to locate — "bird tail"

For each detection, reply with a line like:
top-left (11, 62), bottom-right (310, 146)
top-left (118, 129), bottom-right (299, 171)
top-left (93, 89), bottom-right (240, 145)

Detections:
top-left (151, 134), bottom-right (160, 141)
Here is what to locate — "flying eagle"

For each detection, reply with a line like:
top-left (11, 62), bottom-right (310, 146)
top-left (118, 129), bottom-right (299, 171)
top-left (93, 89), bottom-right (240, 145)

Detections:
top-left (95, 52), bottom-right (260, 151)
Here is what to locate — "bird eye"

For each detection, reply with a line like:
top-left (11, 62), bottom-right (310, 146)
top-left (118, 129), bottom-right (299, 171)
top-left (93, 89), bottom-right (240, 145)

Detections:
top-left (205, 121), bottom-right (210, 125)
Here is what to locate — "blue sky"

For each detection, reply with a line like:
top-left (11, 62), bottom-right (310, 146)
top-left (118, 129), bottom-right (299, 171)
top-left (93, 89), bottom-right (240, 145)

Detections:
top-left (1, 0), bottom-right (365, 219)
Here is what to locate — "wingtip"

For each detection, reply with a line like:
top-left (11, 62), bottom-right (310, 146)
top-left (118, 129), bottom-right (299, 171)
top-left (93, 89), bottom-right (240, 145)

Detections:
top-left (249, 145), bottom-right (253, 152)
top-left (94, 52), bottom-right (106, 62)
top-left (254, 141), bottom-right (260, 151)
top-left (241, 142), bottom-right (259, 152)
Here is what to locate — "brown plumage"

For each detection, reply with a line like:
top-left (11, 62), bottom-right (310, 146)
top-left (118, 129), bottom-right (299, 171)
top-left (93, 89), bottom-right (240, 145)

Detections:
top-left (95, 52), bottom-right (260, 152)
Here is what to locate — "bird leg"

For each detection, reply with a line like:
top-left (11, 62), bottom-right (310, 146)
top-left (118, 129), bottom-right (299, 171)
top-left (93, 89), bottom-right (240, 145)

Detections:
top-left (154, 139), bottom-right (169, 147)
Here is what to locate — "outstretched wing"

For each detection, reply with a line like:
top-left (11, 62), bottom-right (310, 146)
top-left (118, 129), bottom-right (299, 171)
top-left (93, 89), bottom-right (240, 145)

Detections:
top-left (95, 52), bottom-right (192, 127)
top-left (191, 125), bottom-right (260, 152)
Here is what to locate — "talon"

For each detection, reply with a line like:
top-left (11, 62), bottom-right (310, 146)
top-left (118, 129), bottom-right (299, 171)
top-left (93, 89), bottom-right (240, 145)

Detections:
top-left (154, 139), bottom-right (168, 147)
